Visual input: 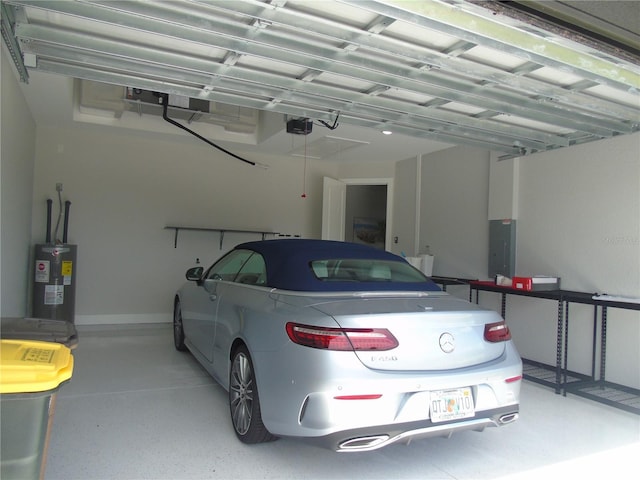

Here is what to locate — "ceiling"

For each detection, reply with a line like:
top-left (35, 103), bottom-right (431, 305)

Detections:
top-left (2, 0), bottom-right (639, 163)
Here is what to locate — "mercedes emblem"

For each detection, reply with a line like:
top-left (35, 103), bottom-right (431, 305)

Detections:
top-left (439, 332), bottom-right (455, 353)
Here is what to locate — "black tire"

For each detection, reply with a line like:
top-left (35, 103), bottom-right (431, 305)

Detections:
top-left (173, 300), bottom-right (187, 352)
top-left (229, 346), bottom-right (278, 444)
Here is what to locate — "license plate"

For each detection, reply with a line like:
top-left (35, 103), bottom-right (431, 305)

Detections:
top-left (430, 387), bottom-right (475, 422)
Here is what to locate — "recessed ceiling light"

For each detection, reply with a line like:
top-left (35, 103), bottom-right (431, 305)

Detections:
top-left (382, 130), bottom-right (393, 135)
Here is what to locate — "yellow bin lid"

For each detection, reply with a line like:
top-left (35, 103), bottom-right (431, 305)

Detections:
top-left (0, 339), bottom-right (74, 394)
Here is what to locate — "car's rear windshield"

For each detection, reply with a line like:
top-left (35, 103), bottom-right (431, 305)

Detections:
top-left (310, 259), bottom-right (427, 283)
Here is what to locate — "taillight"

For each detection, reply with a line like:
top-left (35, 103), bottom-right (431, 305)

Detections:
top-left (286, 323), bottom-right (398, 351)
top-left (484, 321), bottom-right (511, 342)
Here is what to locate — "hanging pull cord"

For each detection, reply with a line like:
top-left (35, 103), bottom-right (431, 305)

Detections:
top-left (160, 94), bottom-right (255, 166)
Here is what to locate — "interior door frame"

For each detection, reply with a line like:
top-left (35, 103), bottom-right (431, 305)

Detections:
top-left (323, 177), bottom-right (394, 250)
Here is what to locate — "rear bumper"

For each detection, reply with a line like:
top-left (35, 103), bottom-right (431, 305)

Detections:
top-left (255, 342), bottom-right (522, 442)
top-left (308, 405), bottom-right (519, 452)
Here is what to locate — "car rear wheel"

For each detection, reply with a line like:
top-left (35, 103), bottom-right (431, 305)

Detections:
top-left (173, 300), bottom-right (187, 352)
top-left (229, 346), bottom-right (277, 444)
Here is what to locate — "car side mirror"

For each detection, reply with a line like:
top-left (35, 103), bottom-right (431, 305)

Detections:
top-left (185, 266), bottom-right (204, 281)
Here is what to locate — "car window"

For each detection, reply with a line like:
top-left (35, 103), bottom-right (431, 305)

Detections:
top-left (235, 253), bottom-right (267, 285)
top-left (311, 259), bottom-right (427, 283)
top-left (206, 249), bottom-right (254, 282)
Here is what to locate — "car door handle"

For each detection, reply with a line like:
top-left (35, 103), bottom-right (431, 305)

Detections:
top-left (209, 293), bottom-right (217, 301)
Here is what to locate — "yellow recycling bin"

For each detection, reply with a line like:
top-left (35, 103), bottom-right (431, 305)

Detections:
top-left (1, 339), bottom-right (74, 480)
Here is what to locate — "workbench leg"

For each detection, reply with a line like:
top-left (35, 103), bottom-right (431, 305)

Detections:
top-left (555, 300), bottom-right (564, 395)
top-left (599, 307), bottom-right (608, 388)
top-left (591, 305), bottom-right (598, 381)
top-left (563, 302), bottom-right (569, 396)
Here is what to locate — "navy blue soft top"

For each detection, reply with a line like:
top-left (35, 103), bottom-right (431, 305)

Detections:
top-left (235, 239), bottom-right (440, 292)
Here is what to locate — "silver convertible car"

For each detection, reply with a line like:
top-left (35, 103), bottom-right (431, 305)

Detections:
top-left (173, 239), bottom-right (522, 452)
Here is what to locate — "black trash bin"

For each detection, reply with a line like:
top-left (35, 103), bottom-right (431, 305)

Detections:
top-left (1, 317), bottom-right (78, 349)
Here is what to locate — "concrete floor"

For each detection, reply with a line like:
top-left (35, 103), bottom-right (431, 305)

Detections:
top-left (45, 323), bottom-right (639, 479)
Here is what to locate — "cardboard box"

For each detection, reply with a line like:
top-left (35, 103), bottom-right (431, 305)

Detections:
top-left (513, 276), bottom-right (560, 291)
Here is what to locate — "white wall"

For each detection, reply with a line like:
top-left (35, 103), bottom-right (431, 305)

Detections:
top-left (391, 156), bottom-right (419, 257)
top-left (488, 151), bottom-right (519, 221)
top-left (516, 134), bottom-right (639, 295)
top-left (419, 145), bottom-right (491, 279)
top-left (30, 124), bottom-right (340, 324)
top-left (1, 45), bottom-right (36, 318)
top-left (335, 160), bottom-right (395, 180)
top-left (508, 134), bottom-right (640, 388)
top-left (412, 137), bottom-right (639, 389)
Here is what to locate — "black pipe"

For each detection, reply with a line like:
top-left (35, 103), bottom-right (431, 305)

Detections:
top-left (46, 198), bottom-right (53, 244)
top-left (160, 94), bottom-right (255, 166)
top-left (63, 200), bottom-right (71, 244)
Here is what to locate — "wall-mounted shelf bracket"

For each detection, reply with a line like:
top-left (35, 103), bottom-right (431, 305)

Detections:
top-left (165, 226), bottom-right (279, 249)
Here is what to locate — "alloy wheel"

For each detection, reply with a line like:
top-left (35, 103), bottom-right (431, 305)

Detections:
top-left (230, 351), bottom-right (253, 435)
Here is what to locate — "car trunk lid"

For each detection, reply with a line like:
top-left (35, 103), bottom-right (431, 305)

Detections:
top-left (310, 293), bottom-right (507, 371)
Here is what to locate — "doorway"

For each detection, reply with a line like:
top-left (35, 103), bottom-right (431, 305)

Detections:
top-left (322, 177), bottom-right (393, 250)
top-left (346, 185), bottom-right (387, 250)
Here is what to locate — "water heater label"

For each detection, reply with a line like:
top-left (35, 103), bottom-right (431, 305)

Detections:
top-left (35, 260), bottom-right (50, 283)
top-left (62, 261), bottom-right (73, 276)
top-left (44, 285), bottom-right (64, 305)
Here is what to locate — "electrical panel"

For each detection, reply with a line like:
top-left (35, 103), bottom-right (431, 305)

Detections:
top-left (488, 219), bottom-right (516, 278)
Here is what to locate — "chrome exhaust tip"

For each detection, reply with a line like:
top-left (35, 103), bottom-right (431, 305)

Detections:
top-left (499, 412), bottom-right (519, 424)
top-left (339, 435), bottom-right (389, 451)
